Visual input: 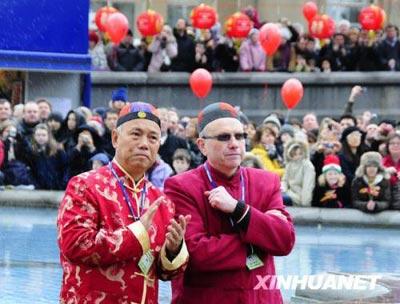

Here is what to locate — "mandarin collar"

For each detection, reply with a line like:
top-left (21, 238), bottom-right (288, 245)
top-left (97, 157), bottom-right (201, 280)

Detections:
top-left (111, 159), bottom-right (146, 191)
top-left (204, 161), bottom-right (242, 186)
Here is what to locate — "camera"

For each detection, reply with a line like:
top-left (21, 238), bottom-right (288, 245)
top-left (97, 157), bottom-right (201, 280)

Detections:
top-left (8, 128), bottom-right (17, 138)
top-left (323, 143), bottom-right (334, 149)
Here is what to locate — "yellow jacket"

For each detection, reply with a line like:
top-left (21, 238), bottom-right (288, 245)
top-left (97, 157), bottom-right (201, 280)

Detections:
top-left (250, 145), bottom-right (285, 178)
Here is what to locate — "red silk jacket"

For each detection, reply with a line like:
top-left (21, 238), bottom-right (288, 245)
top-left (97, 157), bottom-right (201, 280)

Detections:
top-left (57, 161), bottom-right (188, 304)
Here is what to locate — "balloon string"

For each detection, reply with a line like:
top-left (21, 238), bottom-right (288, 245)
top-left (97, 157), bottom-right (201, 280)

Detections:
top-left (106, 0), bottom-right (111, 6)
top-left (146, 0), bottom-right (152, 10)
top-left (285, 109), bottom-right (291, 124)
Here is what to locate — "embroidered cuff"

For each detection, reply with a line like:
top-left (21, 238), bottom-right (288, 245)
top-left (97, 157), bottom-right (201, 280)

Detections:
top-left (160, 241), bottom-right (189, 271)
top-left (128, 221), bottom-right (150, 254)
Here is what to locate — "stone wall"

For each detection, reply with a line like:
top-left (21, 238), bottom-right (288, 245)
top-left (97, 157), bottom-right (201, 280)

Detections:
top-left (91, 71), bottom-right (400, 123)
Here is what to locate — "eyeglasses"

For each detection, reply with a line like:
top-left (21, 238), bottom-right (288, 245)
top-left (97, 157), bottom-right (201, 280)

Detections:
top-left (202, 132), bottom-right (248, 142)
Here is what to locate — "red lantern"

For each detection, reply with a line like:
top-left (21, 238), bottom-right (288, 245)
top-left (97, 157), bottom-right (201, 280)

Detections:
top-left (190, 4), bottom-right (218, 30)
top-left (105, 12), bottom-right (129, 44)
top-left (136, 10), bottom-right (164, 36)
top-left (95, 6), bottom-right (118, 32)
top-left (309, 14), bottom-right (335, 39)
top-left (359, 5), bottom-right (384, 31)
top-left (225, 12), bottom-right (253, 39)
top-left (259, 23), bottom-right (281, 56)
top-left (303, 2), bottom-right (318, 22)
top-left (281, 78), bottom-right (304, 110)
top-left (190, 69), bottom-right (212, 99)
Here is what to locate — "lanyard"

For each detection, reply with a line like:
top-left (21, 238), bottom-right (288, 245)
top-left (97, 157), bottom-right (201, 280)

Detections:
top-left (109, 162), bottom-right (146, 221)
top-left (203, 162), bottom-right (245, 202)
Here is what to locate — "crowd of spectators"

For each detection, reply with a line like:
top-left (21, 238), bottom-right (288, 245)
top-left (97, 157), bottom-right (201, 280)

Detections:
top-left (89, 7), bottom-right (400, 73)
top-left (1, 84), bottom-right (400, 213)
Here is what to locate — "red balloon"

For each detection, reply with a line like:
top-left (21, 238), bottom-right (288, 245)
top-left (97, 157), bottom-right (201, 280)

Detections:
top-left (105, 12), bottom-right (129, 44)
top-left (136, 10), bottom-right (164, 37)
top-left (303, 1), bottom-right (318, 21)
top-left (190, 69), bottom-right (212, 99)
top-left (191, 4), bottom-right (218, 30)
top-left (359, 5), bottom-right (384, 31)
top-left (95, 6), bottom-right (118, 32)
top-left (259, 23), bottom-right (281, 56)
top-left (225, 12), bottom-right (253, 38)
top-left (281, 78), bottom-right (303, 110)
top-left (309, 14), bottom-right (335, 39)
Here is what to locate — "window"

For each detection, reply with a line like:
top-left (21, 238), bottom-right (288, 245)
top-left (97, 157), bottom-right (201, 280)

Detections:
top-left (326, 0), bottom-right (369, 24)
top-left (167, 4), bottom-right (197, 27)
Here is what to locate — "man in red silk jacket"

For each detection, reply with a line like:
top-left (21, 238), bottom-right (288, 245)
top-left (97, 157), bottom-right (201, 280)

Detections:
top-left (57, 102), bottom-right (190, 304)
top-left (165, 102), bottom-right (295, 304)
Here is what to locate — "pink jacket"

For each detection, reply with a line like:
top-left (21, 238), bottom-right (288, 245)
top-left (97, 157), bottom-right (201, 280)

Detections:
top-left (239, 39), bottom-right (266, 71)
top-left (165, 164), bottom-right (295, 304)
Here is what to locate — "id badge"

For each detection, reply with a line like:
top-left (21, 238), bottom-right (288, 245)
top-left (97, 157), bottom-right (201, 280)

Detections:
top-left (246, 253), bottom-right (264, 270)
top-left (138, 250), bottom-right (154, 275)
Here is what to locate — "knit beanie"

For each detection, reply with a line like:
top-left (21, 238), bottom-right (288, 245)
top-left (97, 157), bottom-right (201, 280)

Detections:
top-left (111, 88), bottom-right (128, 103)
top-left (322, 154), bottom-right (342, 173)
top-left (197, 102), bottom-right (239, 132)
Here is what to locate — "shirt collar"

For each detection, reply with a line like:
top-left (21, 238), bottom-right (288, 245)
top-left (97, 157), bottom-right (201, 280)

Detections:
top-left (112, 159), bottom-right (146, 191)
top-left (204, 161), bottom-right (242, 185)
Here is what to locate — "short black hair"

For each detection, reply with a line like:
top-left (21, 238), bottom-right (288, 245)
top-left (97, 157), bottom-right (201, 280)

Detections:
top-left (339, 114), bottom-right (357, 126)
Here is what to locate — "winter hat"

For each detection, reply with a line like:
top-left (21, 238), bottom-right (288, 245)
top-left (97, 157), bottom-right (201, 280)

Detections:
top-left (280, 124), bottom-right (295, 138)
top-left (197, 102), bottom-right (239, 132)
top-left (117, 102), bottom-right (160, 128)
top-left (355, 151), bottom-right (389, 179)
top-left (88, 115), bottom-right (105, 136)
top-left (48, 112), bottom-right (64, 124)
top-left (249, 28), bottom-right (259, 37)
top-left (90, 153), bottom-right (109, 165)
top-left (322, 154), bottom-right (342, 173)
top-left (341, 126), bottom-right (363, 142)
top-left (111, 88), bottom-right (128, 103)
top-left (361, 151), bottom-right (382, 167)
top-left (263, 114), bottom-right (282, 131)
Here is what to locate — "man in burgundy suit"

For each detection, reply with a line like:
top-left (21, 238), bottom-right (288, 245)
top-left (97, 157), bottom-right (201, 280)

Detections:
top-left (165, 102), bottom-right (295, 304)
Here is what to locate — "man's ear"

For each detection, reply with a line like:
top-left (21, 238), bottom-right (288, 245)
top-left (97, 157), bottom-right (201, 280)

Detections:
top-left (111, 128), bottom-right (119, 149)
top-left (196, 138), bottom-right (207, 157)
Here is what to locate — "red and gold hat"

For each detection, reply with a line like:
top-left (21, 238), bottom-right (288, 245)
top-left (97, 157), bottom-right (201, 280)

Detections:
top-left (117, 102), bottom-right (160, 128)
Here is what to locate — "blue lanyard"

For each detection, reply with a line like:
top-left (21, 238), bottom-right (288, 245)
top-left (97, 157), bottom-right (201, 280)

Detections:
top-left (109, 162), bottom-right (146, 221)
top-left (203, 162), bottom-right (245, 202)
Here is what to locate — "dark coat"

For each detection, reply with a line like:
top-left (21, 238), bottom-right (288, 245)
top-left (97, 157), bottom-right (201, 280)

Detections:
top-left (101, 129), bottom-right (115, 159)
top-left (59, 110), bottom-right (86, 152)
top-left (67, 125), bottom-right (103, 177)
top-left (159, 133), bottom-right (187, 166)
top-left (313, 183), bottom-right (351, 208)
top-left (352, 175), bottom-right (391, 213)
top-left (171, 30), bottom-right (195, 72)
top-left (29, 149), bottom-right (68, 190)
top-left (319, 43), bottom-right (349, 71)
top-left (213, 42), bottom-right (239, 72)
top-left (17, 120), bottom-right (39, 139)
top-left (377, 39), bottom-right (400, 70)
top-left (109, 43), bottom-right (145, 71)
